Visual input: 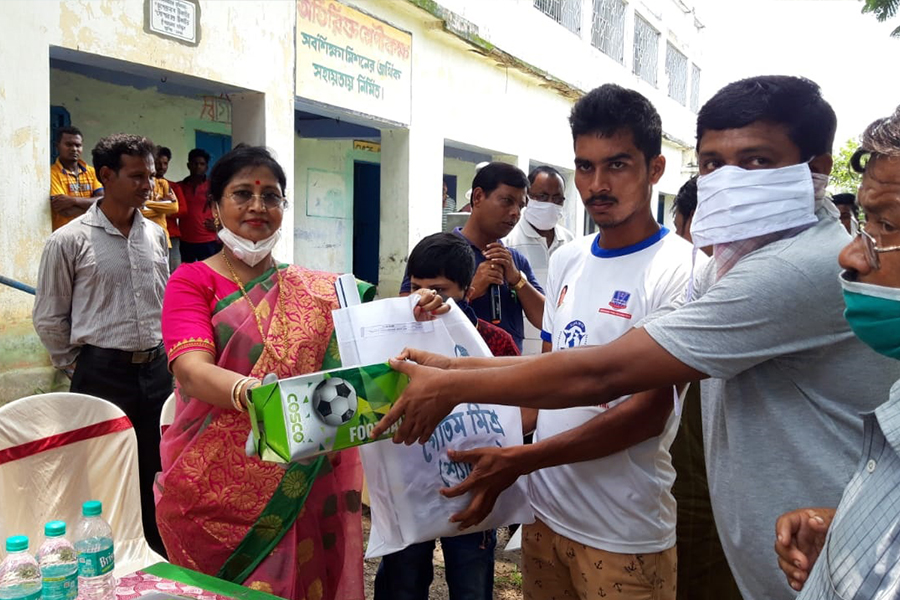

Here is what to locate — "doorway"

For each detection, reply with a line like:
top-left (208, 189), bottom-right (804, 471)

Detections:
top-left (353, 161), bottom-right (381, 286)
top-left (195, 131), bottom-right (232, 169)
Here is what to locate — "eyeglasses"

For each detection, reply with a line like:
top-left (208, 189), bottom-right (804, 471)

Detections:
top-left (850, 218), bottom-right (900, 270)
top-left (227, 190), bottom-right (286, 209)
top-left (528, 194), bottom-right (566, 205)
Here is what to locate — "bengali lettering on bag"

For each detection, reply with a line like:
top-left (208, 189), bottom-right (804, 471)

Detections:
top-left (422, 404), bottom-right (507, 487)
top-left (296, 0), bottom-right (411, 125)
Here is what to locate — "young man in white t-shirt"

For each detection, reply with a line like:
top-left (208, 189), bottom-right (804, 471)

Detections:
top-left (440, 85), bottom-right (700, 599)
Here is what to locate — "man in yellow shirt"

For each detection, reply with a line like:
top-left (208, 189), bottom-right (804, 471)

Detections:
top-left (141, 146), bottom-right (179, 248)
top-left (49, 126), bottom-right (103, 231)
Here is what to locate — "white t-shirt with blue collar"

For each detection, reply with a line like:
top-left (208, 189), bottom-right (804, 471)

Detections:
top-left (533, 226), bottom-right (699, 553)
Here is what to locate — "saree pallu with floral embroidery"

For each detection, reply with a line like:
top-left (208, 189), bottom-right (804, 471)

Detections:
top-left (157, 265), bottom-right (364, 600)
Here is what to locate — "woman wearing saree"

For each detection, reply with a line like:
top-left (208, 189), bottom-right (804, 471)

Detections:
top-left (158, 145), bottom-right (445, 600)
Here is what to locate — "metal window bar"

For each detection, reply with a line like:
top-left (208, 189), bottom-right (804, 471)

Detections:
top-left (632, 15), bottom-right (659, 86)
top-left (534, 0), bottom-right (582, 36)
top-left (591, 0), bottom-right (626, 63)
top-left (691, 63), bottom-right (701, 112)
top-left (666, 42), bottom-right (688, 105)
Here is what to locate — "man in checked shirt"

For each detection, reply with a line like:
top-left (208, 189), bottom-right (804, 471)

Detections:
top-left (775, 106), bottom-right (900, 599)
top-left (33, 133), bottom-right (171, 557)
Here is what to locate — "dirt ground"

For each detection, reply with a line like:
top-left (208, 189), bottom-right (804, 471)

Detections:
top-left (362, 509), bottom-right (524, 599)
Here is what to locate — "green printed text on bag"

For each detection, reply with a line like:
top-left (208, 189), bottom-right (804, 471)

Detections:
top-left (77, 548), bottom-right (114, 577)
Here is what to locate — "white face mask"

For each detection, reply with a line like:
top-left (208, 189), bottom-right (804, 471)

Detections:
top-left (690, 162), bottom-right (818, 248)
top-left (218, 226), bottom-right (281, 267)
top-left (523, 201), bottom-right (563, 231)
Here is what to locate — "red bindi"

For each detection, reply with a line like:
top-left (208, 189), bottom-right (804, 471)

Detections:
top-left (255, 180), bottom-right (260, 185)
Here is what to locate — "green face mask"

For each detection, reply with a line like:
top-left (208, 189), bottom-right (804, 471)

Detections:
top-left (841, 273), bottom-right (900, 360)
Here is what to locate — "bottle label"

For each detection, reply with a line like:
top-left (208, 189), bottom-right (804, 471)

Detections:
top-left (77, 547), bottom-right (114, 577)
top-left (43, 571), bottom-right (78, 600)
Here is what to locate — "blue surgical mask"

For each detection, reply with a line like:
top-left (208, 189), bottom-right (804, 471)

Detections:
top-left (840, 273), bottom-right (900, 360)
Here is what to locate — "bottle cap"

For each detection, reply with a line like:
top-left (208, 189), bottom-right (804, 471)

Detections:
top-left (82, 500), bottom-right (102, 517)
top-left (44, 521), bottom-right (66, 537)
top-left (6, 536), bottom-right (28, 552)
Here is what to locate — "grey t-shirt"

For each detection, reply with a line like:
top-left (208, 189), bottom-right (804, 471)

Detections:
top-left (644, 211), bottom-right (900, 600)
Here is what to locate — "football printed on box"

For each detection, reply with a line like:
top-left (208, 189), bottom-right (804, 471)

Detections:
top-left (312, 378), bottom-right (358, 426)
top-left (246, 362), bottom-right (408, 463)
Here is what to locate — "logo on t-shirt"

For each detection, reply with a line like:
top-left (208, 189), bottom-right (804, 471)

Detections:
top-left (560, 320), bottom-right (588, 348)
top-left (453, 344), bottom-right (469, 357)
top-left (609, 290), bottom-right (631, 309)
top-left (68, 182), bottom-right (93, 195)
top-left (599, 290), bottom-right (633, 320)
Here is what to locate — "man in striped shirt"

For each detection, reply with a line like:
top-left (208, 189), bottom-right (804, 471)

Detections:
top-left (33, 133), bottom-right (171, 556)
top-left (775, 107), bottom-right (900, 599)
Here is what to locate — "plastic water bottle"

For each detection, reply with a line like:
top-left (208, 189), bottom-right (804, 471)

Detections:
top-left (72, 502), bottom-right (114, 600)
top-left (36, 523), bottom-right (77, 600)
top-left (0, 535), bottom-right (42, 600)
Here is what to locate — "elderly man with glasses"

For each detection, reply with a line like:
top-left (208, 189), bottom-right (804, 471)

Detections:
top-left (775, 106), bottom-right (900, 599)
top-left (503, 165), bottom-right (574, 355)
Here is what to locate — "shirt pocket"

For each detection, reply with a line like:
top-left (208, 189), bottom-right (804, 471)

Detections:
top-left (152, 252), bottom-right (169, 297)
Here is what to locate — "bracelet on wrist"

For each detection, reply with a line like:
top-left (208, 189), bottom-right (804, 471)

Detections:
top-left (242, 379), bottom-right (261, 409)
top-left (231, 376), bottom-right (256, 412)
top-left (229, 378), bottom-right (244, 412)
top-left (511, 272), bottom-right (526, 291)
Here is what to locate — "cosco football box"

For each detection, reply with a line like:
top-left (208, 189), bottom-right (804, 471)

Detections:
top-left (247, 362), bottom-right (409, 463)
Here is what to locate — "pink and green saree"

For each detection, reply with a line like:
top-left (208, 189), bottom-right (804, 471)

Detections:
top-left (158, 262), bottom-right (367, 600)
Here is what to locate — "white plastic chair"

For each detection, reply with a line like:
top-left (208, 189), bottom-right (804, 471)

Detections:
top-left (0, 393), bottom-right (164, 574)
top-left (159, 393), bottom-right (176, 436)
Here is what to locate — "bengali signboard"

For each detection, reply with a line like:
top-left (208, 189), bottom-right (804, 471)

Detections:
top-left (296, 0), bottom-right (412, 125)
top-left (145, 0), bottom-right (200, 46)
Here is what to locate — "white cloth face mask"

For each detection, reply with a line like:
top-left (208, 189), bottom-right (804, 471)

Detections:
top-left (690, 162), bottom-right (818, 248)
top-left (523, 201), bottom-right (563, 231)
top-left (218, 226), bottom-right (281, 267)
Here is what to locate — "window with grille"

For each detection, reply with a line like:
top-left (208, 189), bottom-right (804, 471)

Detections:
top-left (632, 15), bottom-right (659, 86)
top-left (690, 63), bottom-right (701, 112)
top-left (591, 0), bottom-right (626, 63)
top-left (534, 0), bottom-right (582, 36)
top-left (666, 43), bottom-right (688, 105)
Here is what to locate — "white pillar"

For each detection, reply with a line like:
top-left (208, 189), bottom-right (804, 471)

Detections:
top-left (515, 154), bottom-right (531, 175)
top-left (379, 126), bottom-right (444, 296)
top-left (0, 2), bottom-right (59, 401)
top-left (231, 91), bottom-right (296, 263)
top-left (230, 92), bottom-right (266, 147)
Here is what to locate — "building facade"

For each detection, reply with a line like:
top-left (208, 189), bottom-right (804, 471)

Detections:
top-left (0, 0), bottom-right (704, 402)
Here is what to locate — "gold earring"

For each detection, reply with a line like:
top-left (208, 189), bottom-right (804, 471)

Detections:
top-left (214, 215), bottom-right (221, 228)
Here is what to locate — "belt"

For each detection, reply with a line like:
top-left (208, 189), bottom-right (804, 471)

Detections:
top-left (83, 343), bottom-right (166, 364)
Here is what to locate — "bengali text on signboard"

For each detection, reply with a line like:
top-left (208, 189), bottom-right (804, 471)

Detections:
top-left (296, 0), bottom-right (412, 125)
top-left (146, 0), bottom-right (200, 45)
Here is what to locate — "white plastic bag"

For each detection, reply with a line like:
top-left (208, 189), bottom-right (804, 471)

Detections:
top-left (331, 295), bottom-right (534, 558)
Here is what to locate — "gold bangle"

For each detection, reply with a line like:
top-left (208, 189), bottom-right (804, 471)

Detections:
top-left (243, 378), bottom-right (261, 409)
top-left (237, 377), bottom-right (258, 412)
top-left (231, 376), bottom-right (252, 412)
top-left (511, 273), bottom-right (526, 291)
top-left (229, 378), bottom-right (244, 411)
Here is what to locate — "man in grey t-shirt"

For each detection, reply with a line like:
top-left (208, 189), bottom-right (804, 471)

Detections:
top-left (642, 208), bottom-right (887, 600)
top-left (371, 76), bottom-right (900, 600)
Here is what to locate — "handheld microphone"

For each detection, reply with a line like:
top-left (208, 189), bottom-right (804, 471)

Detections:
top-left (490, 284), bottom-right (502, 324)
